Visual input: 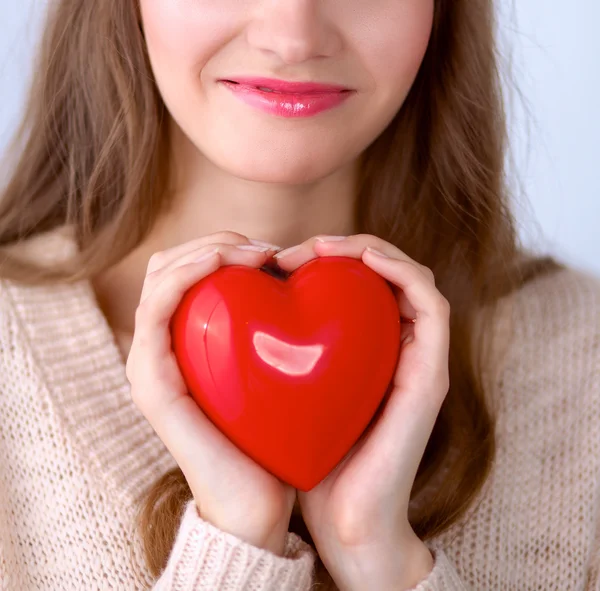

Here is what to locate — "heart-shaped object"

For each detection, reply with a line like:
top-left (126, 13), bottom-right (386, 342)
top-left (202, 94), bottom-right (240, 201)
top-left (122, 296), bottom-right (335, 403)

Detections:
top-left (171, 256), bottom-right (401, 491)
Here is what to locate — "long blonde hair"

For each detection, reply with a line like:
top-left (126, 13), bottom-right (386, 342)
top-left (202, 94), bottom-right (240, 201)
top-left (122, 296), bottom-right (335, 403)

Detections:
top-left (0, 0), bottom-right (561, 582)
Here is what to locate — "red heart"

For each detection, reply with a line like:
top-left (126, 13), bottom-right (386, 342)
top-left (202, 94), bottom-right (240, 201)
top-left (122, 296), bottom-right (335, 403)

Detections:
top-left (171, 256), bottom-right (400, 491)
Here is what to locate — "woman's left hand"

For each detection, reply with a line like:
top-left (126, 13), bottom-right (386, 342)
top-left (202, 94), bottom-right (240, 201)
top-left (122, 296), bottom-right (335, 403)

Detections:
top-left (273, 234), bottom-right (450, 591)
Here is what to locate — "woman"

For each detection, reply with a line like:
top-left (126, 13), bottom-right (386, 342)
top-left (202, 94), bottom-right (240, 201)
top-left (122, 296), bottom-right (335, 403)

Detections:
top-left (0, 0), bottom-right (598, 589)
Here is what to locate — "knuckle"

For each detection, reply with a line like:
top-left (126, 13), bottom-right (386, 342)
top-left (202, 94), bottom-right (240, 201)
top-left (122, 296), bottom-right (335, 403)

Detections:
top-left (144, 268), bottom-right (162, 288)
top-left (212, 230), bottom-right (248, 244)
top-left (435, 295), bottom-right (451, 316)
top-left (145, 268), bottom-right (191, 313)
top-left (420, 264), bottom-right (435, 281)
top-left (147, 251), bottom-right (167, 273)
top-left (404, 260), bottom-right (422, 278)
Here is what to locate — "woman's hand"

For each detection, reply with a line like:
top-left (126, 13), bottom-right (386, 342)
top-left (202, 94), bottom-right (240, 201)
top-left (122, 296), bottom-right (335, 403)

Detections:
top-left (275, 234), bottom-right (448, 589)
top-left (126, 231), bottom-right (296, 556)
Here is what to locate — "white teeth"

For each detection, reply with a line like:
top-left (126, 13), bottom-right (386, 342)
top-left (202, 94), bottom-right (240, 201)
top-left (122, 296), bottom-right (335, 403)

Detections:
top-left (257, 86), bottom-right (275, 92)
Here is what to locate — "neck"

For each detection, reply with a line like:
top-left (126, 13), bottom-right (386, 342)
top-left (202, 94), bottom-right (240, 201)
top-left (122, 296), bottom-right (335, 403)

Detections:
top-left (92, 122), bottom-right (360, 341)
top-left (154, 122), bottom-right (359, 248)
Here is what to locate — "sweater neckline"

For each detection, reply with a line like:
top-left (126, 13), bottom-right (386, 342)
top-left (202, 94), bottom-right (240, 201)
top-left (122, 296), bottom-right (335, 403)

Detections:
top-left (7, 227), bottom-right (176, 508)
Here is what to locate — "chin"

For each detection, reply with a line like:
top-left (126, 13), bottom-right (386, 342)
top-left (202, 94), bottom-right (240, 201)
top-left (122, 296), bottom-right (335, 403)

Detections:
top-left (215, 153), bottom-right (342, 186)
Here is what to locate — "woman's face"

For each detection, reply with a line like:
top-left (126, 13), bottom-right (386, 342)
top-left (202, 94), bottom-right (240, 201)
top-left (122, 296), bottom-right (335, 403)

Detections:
top-left (139, 0), bottom-right (434, 184)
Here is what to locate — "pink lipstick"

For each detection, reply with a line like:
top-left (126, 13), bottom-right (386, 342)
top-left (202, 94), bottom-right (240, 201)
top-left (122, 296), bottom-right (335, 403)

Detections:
top-left (218, 77), bottom-right (354, 118)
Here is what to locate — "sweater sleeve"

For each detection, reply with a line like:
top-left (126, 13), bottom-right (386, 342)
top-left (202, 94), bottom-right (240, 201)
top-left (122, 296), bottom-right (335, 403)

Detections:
top-left (152, 500), bottom-right (316, 590)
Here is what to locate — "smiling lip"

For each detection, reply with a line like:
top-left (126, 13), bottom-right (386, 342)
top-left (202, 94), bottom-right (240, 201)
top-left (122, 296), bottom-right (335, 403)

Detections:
top-left (220, 77), bottom-right (351, 94)
top-left (218, 77), bottom-right (354, 118)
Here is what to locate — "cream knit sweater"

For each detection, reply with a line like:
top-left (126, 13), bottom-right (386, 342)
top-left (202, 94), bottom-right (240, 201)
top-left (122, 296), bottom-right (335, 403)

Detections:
top-left (0, 228), bottom-right (599, 590)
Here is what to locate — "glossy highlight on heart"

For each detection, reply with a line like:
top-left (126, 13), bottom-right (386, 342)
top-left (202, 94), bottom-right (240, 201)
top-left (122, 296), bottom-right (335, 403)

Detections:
top-left (170, 256), bottom-right (401, 491)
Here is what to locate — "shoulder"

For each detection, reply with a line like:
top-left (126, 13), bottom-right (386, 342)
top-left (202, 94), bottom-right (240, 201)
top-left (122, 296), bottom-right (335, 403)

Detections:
top-left (0, 277), bottom-right (21, 353)
top-left (491, 263), bottom-right (600, 450)
top-left (0, 276), bottom-right (38, 394)
top-left (0, 224), bottom-right (78, 316)
top-left (504, 264), bottom-right (600, 387)
top-left (479, 263), bottom-right (600, 399)
top-left (510, 263), bottom-right (600, 346)
top-left (0, 277), bottom-right (39, 432)
top-left (0, 225), bottom-right (79, 381)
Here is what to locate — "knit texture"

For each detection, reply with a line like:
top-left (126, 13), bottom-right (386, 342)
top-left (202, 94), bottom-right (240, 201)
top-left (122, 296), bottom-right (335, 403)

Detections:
top-left (153, 502), bottom-right (314, 590)
top-left (0, 227), bottom-right (599, 590)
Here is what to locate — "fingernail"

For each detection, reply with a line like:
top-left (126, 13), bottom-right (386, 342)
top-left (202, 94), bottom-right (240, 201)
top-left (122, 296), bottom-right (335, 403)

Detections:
top-left (236, 244), bottom-right (270, 252)
top-left (273, 244), bottom-right (301, 259)
top-left (316, 235), bottom-right (346, 243)
top-left (249, 239), bottom-right (282, 251)
top-left (194, 247), bottom-right (220, 262)
top-left (365, 247), bottom-right (389, 258)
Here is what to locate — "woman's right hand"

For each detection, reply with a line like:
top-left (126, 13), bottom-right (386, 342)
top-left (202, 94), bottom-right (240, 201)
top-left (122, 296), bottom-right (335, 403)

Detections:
top-left (126, 231), bottom-right (296, 556)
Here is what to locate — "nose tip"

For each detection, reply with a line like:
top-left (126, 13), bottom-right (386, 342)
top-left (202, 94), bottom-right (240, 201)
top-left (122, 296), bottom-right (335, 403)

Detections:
top-left (246, 4), bottom-right (341, 64)
top-left (276, 41), bottom-right (323, 65)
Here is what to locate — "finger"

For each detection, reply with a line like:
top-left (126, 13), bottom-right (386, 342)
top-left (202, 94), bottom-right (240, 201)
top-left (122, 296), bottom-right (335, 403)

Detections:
top-left (362, 250), bottom-right (450, 371)
top-left (131, 245), bottom-right (272, 408)
top-left (272, 233), bottom-right (365, 272)
top-left (146, 230), bottom-right (251, 274)
top-left (140, 242), bottom-right (271, 303)
top-left (135, 245), bottom-right (270, 360)
top-left (314, 234), bottom-right (404, 258)
top-left (273, 233), bottom-right (368, 271)
top-left (142, 243), bottom-right (271, 310)
top-left (313, 235), bottom-right (435, 283)
top-left (274, 233), bottom-right (426, 278)
top-left (276, 235), bottom-right (420, 321)
top-left (345, 254), bottom-right (450, 493)
top-left (396, 289), bottom-right (418, 323)
top-left (272, 238), bottom-right (320, 271)
top-left (271, 234), bottom-right (346, 271)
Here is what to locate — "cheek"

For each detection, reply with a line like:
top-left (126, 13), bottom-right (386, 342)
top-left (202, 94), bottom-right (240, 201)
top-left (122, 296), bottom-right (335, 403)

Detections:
top-left (357, 1), bottom-right (434, 100)
top-left (139, 1), bottom-right (239, 73)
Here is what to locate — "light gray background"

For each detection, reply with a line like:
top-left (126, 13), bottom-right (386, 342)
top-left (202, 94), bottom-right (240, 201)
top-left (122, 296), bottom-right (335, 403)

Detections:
top-left (1, 2), bottom-right (598, 275)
